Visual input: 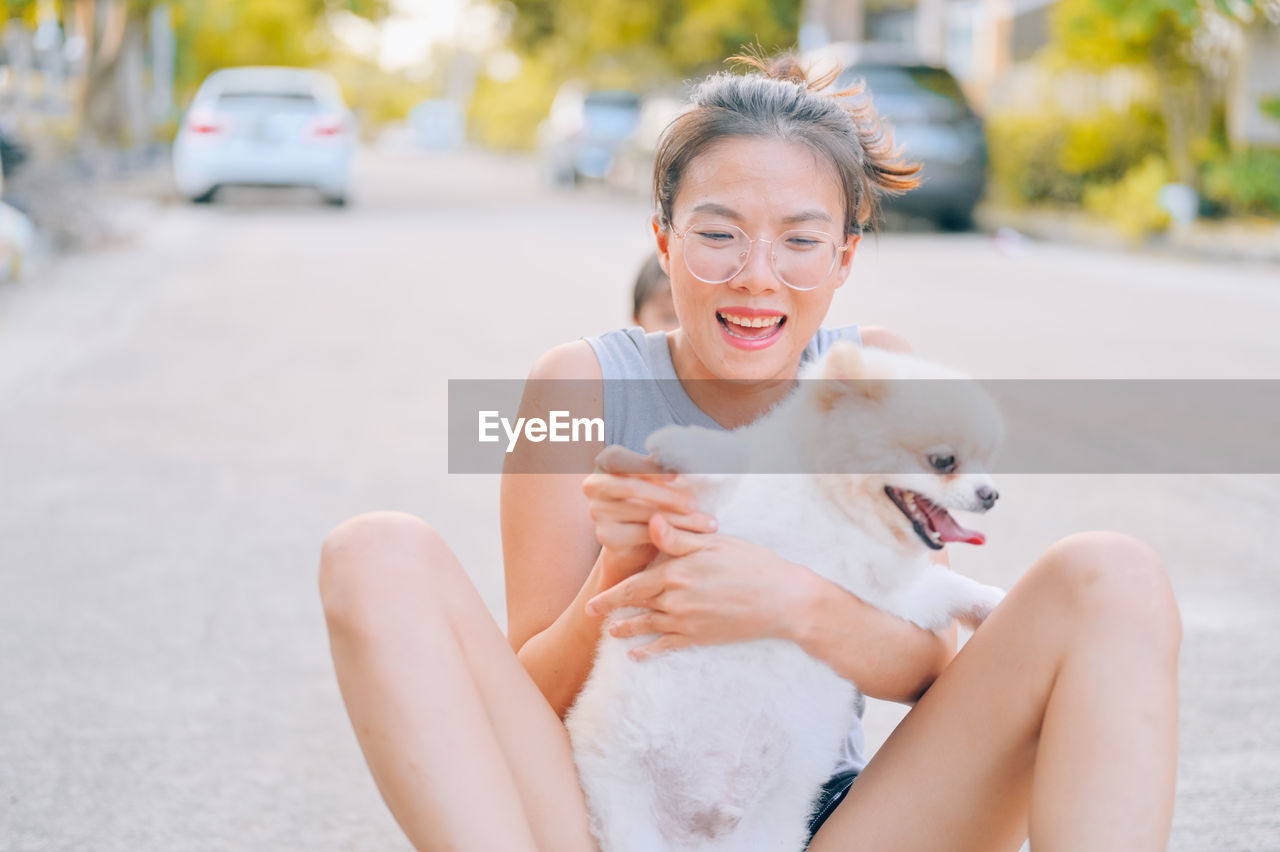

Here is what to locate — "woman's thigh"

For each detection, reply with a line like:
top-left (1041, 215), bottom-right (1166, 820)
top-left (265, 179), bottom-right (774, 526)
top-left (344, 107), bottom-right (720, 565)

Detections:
top-left (321, 511), bottom-right (597, 852)
top-left (807, 532), bottom-right (1179, 852)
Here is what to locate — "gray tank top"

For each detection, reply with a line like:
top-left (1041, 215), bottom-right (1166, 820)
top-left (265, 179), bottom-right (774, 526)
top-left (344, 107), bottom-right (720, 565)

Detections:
top-left (583, 325), bottom-right (869, 777)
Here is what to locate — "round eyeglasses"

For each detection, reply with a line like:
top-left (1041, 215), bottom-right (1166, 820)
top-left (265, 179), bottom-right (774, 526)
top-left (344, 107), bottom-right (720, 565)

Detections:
top-left (671, 222), bottom-right (850, 291)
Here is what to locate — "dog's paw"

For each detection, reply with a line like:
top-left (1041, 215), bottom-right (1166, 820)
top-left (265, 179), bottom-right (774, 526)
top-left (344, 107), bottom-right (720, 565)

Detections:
top-left (645, 425), bottom-right (699, 473)
top-left (646, 425), bottom-right (747, 475)
top-left (957, 583), bottom-right (1005, 628)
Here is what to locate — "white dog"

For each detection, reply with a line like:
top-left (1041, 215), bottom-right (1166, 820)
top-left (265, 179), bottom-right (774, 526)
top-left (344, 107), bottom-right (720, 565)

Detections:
top-left (566, 342), bottom-right (1007, 852)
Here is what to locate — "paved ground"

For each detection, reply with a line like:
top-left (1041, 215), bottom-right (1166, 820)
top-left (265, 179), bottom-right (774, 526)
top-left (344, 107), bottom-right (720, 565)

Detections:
top-left (1, 147), bottom-right (1277, 850)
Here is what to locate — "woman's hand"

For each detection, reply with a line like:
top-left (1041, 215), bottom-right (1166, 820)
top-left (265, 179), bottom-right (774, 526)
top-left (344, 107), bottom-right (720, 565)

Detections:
top-left (582, 446), bottom-right (718, 591)
top-left (585, 514), bottom-right (816, 660)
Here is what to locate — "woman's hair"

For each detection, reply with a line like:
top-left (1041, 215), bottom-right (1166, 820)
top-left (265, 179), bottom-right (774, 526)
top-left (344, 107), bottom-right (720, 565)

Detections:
top-left (631, 252), bottom-right (671, 319)
top-left (652, 52), bottom-right (920, 236)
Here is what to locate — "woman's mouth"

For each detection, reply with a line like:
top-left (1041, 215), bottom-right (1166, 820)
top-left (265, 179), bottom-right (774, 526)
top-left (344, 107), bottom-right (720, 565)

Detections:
top-left (717, 310), bottom-right (786, 349)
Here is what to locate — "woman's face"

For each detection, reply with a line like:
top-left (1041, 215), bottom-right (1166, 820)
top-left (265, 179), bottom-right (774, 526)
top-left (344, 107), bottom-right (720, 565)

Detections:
top-left (656, 136), bottom-right (858, 384)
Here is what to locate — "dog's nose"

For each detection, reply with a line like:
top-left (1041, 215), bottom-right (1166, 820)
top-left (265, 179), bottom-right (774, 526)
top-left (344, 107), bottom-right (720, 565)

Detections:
top-left (976, 485), bottom-right (999, 510)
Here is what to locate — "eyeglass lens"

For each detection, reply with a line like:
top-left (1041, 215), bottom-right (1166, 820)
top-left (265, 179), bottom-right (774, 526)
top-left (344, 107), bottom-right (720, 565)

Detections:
top-left (681, 223), bottom-right (838, 290)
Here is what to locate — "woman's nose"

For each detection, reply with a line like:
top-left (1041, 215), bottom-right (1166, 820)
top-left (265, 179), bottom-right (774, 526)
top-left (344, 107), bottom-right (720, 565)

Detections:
top-left (730, 239), bottom-right (779, 293)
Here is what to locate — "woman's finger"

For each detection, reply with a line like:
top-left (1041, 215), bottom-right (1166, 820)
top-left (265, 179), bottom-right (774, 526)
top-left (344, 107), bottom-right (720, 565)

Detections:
top-left (598, 503), bottom-right (717, 534)
top-left (629, 633), bottom-right (693, 661)
top-left (607, 610), bottom-right (676, 639)
top-left (649, 513), bottom-right (711, 558)
top-left (585, 568), bottom-right (667, 617)
top-left (594, 523), bottom-right (656, 551)
top-left (584, 474), bottom-right (696, 514)
top-left (663, 511), bottom-right (718, 534)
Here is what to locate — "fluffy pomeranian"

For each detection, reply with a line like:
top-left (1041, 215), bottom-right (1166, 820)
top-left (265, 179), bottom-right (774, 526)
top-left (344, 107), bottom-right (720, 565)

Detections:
top-left (566, 342), bottom-right (1007, 852)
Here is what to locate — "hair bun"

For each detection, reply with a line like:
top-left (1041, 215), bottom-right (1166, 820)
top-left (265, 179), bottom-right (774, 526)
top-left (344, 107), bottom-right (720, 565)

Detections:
top-left (728, 49), bottom-right (840, 93)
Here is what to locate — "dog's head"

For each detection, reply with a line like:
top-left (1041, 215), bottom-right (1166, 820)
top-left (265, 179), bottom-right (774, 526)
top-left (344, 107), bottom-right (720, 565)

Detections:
top-left (803, 342), bottom-right (1004, 554)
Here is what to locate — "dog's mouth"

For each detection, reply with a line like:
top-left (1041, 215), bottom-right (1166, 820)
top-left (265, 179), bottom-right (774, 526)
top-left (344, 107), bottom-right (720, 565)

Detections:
top-left (884, 486), bottom-right (986, 550)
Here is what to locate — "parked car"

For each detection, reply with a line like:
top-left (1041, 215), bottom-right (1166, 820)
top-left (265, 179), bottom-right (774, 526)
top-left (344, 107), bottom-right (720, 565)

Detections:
top-left (540, 85), bottom-right (642, 186)
top-left (173, 67), bottom-right (355, 205)
top-left (808, 44), bottom-right (987, 230)
top-left (0, 126), bottom-right (29, 180)
top-left (608, 92), bottom-right (691, 195)
top-left (408, 99), bottom-right (465, 150)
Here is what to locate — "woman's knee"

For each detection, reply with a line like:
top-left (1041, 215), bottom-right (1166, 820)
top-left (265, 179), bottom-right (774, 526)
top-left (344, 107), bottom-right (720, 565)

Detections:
top-left (1031, 531), bottom-right (1182, 658)
top-left (319, 511), bottom-right (457, 631)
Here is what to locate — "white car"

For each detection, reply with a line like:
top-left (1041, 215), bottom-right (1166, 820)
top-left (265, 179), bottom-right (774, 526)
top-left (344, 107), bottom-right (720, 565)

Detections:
top-left (173, 67), bottom-right (354, 205)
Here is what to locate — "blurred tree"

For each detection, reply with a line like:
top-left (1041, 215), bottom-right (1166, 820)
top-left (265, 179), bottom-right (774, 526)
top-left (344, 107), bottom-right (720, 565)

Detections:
top-left (507, 0), bottom-right (799, 81)
top-left (61, 0), bottom-right (387, 149)
top-left (0, 0), bottom-right (41, 20)
top-left (1050, 0), bottom-right (1278, 184)
top-left (473, 0), bottom-right (798, 149)
top-left (1050, 0), bottom-right (1205, 183)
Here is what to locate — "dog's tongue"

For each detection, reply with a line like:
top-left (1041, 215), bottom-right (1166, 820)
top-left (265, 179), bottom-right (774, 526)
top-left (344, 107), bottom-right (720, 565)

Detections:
top-left (923, 502), bottom-right (986, 546)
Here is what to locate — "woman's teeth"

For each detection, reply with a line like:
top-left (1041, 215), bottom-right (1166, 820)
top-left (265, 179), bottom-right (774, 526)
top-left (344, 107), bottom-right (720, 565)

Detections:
top-left (718, 312), bottom-right (784, 328)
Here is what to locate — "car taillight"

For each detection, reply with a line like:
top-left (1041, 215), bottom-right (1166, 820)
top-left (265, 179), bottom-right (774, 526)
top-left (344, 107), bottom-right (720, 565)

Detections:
top-left (187, 109), bottom-right (227, 135)
top-left (310, 115), bottom-right (345, 137)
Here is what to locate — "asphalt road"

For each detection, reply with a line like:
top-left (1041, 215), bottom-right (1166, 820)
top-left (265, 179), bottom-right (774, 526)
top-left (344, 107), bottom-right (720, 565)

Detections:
top-left (1, 147), bottom-right (1277, 850)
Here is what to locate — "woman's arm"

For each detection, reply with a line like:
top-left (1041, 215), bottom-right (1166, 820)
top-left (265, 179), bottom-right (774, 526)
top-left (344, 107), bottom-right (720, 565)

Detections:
top-left (501, 342), bottom-right (609, 717)
top-left (501, 341), bottom-right (715, 718)
top-left (792, 552), bottom-right (959, 703)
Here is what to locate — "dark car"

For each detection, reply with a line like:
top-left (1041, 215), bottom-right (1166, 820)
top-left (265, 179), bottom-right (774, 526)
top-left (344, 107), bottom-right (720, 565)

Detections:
top-left (815, 46), bottom-right (987, 230)
top-left (0, 127), bottom-right (28, 179)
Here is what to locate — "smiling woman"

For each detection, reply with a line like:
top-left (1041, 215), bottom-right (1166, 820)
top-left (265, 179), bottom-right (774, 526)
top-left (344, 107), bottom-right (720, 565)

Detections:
top-left (319, 51), bottom-right (1181, 852)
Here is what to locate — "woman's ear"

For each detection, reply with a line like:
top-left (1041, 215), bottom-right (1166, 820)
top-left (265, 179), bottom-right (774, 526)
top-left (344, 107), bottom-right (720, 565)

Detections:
top-left (653, 216), bottom-right (672, 277)
top-left (832, 233), bottom-right (860, 290)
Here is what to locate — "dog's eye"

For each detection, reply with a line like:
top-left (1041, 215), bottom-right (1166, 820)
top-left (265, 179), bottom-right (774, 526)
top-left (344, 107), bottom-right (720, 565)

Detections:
top-left (928, 454), bottom-right (956, 473)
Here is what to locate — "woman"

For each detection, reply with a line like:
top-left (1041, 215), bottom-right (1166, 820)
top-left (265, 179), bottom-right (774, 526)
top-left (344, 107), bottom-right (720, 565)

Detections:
top-left (319, 56), bottom-right (1180, 851)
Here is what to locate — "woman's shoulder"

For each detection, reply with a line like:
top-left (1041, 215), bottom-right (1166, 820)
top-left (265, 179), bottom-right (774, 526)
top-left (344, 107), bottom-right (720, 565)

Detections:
top-left (528, 326), bottom-right (666, 383)
top-left (527, 339), bottom-right (604, 382)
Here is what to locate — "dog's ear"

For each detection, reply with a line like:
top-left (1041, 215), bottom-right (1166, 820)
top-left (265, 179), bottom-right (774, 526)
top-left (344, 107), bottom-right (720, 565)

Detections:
top-left (820, 341), bottom-right (864, 380)
top-left (814, 342), bottom-right (890, 411)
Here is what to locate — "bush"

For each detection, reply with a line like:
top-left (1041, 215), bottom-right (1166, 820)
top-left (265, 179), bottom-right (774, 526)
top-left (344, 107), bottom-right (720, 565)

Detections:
top-left (1083, 156), bottom-right (1172, 240)
top-left (1201, 148), bottom-right (1280, 218)
top-left (987, 106), bottom-right (1165, 206)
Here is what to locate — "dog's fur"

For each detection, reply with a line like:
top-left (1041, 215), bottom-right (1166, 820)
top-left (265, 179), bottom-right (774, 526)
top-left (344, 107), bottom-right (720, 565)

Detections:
top-left (566, 342), bottom-right (1007, 852)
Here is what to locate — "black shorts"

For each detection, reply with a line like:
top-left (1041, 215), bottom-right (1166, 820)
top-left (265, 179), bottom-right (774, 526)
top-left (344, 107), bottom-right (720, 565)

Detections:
top-left (805, 770), bottom-right (859, 846)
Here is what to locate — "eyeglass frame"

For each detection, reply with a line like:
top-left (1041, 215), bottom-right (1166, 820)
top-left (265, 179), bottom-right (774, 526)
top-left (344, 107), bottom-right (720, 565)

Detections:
top-left (668, 220), bottom-right (857, 292)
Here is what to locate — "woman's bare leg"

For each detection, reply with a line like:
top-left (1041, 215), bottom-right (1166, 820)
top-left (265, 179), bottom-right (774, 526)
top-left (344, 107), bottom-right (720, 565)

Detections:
top-left (810, 531), bottom-right (1181, 852)
top-left (319, 511), bottom-right (597, 852)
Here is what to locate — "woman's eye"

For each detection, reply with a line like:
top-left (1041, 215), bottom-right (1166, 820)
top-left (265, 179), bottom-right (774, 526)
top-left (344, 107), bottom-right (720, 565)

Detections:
top-left (694, 230), bottom-right (736, 243)
top-left (785, 237), bottom-right (822, 250)
top-left (929, 454), bottom-right (956, 473)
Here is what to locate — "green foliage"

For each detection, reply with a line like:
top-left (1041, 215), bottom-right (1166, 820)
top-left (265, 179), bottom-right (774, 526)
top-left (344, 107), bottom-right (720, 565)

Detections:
top-left (1048, 0), bottom-right (1199, 71)
top-left (326, 53), bottom-right (428, 140)
top-left (506, 0), bottom-right (799, 80)
top-left (1083, 156), bottom-right (1173, 240)
top-left (1201, 148), bottom-right (1280, 217)
top-left (1261, 96), bottom-right (1280, 126)
top-left (484, 0), bottom-right (799, 153)
top-left (987, 107), bottom-right (1165, 205)
top-left (1046, 0), bottom-right (1268, 70)
top-left (172, 0), bottom-right (325, 101)
top-left (168, 0), bottom-right (387, 104)
top-left (1045, 0), bottom-right (1212, 184)
top-left (467, 55), bottom-right (558, 151)
top-left (0, 0), bottom-right (39, 22)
